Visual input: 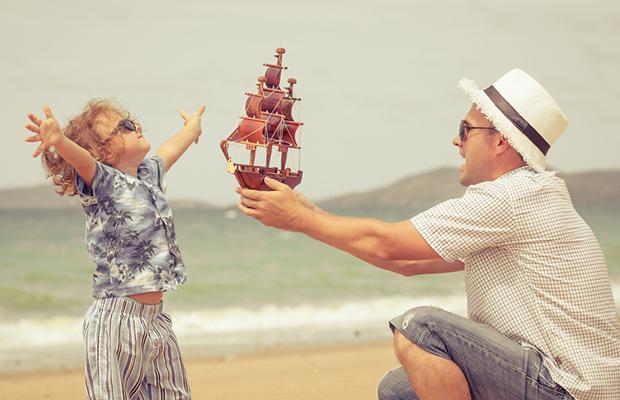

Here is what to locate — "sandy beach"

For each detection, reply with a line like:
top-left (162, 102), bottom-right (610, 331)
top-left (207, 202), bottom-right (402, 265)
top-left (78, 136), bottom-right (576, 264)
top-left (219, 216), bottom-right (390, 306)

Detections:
top-left (0, 342), bottom-right (396, 400)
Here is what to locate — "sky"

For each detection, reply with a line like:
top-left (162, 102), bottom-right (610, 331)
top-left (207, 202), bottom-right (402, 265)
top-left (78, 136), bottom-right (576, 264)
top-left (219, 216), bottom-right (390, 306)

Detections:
top-left (1, 0), bottom-right (619, 206)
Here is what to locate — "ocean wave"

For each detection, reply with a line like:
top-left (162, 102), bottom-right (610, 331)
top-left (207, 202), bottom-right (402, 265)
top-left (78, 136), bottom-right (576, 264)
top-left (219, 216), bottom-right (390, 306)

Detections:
top-left (2, 286), bottom-right (618, 353)
top-left (0, 294), bottom-right (468, 350)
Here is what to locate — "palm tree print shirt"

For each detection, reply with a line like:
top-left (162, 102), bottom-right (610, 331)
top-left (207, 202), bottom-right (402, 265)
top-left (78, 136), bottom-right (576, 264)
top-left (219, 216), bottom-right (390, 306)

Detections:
top-left (76, 156), bottom-right (186, 298)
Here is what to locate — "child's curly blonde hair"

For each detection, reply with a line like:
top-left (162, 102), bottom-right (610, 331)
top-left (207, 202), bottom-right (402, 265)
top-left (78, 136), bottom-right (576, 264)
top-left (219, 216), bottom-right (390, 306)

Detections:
top-left (42, 99), bottom-right (130, 196)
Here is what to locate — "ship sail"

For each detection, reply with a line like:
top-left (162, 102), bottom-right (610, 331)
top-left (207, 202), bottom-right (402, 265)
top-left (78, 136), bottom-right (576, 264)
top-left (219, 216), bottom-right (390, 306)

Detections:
top-left (220, 48), bottom-right (304, 191)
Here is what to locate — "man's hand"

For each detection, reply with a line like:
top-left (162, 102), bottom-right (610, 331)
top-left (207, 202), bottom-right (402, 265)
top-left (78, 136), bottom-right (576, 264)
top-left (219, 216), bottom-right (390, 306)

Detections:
top-left (179, 104), bottom-right (206, 144)
top-left (25, 105), bottom-right (64, 157)
top-left (295, 191), bottom-right (329, 214)
top-left (236, 177), bottom-right (310, 231)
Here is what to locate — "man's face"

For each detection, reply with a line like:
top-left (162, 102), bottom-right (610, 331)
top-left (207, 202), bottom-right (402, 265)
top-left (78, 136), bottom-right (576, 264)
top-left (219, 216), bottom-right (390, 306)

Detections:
top-left (453, 105), bottom-right (498, 186)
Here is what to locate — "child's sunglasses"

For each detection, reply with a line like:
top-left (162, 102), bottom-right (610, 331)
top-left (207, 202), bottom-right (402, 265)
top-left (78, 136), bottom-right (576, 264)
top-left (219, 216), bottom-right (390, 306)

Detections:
top-left (111, 119), bottom-right (141, 136)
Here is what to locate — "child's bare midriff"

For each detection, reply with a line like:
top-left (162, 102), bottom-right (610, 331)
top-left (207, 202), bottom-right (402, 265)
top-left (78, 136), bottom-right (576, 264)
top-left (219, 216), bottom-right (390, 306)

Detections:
top-left (129, 291), bottom-right (164, 304)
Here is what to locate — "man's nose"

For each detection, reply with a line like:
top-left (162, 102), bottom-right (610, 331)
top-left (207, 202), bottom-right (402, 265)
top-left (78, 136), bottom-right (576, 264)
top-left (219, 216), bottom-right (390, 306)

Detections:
top-left (452, 135), bottom-right (461, 147)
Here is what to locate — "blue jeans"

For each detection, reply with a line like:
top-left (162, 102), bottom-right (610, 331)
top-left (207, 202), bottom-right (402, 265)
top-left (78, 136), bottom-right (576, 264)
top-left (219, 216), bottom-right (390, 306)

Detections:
top-left (378, 307), bottom-right (573, 400)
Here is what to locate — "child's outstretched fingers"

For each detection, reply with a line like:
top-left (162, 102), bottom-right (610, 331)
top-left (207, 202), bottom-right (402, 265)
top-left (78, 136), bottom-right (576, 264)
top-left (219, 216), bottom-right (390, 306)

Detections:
top-left (28, 105), bottom-right (63, 158)
top-left (24, 133), bottom-right (40, 143)
top-left (28, 113), bottom-right (42, 127)
top-left (43, 105), bottom-right (55, 119)
top-left (32, 142), bottom-right (46, 158)
top-left (193, 104), bottom-right (206, 144)
top-left (25, 112), bottom-right (42, 134)
top-left (179, 110), bottom-right (189, 124)
top-left (195, 104), bottom-right (206, 116)
top-left (25, 123), bottom-right (40, 134)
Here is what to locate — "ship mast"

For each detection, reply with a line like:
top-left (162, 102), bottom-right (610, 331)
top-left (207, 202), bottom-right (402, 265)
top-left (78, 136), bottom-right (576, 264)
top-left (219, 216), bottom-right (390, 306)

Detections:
top-left (220, 48), bottom-right (304, 191)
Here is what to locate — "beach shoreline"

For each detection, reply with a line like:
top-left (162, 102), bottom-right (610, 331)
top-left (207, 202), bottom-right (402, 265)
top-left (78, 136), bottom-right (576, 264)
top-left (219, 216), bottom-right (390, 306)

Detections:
top-left (0, 341), bottom-right (396, 400)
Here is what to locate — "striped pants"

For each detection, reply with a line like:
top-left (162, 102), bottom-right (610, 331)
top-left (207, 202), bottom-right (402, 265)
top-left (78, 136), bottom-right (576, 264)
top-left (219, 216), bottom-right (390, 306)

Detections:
top-left (82, 297), bottom-right (191, 399)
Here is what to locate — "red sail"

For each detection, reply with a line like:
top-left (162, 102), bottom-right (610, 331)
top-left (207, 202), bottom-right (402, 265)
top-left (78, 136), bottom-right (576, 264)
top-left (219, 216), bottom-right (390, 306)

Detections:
top-left (264, 65), bottom-right (283, 88)
top-left (245, 93), bottom-right (263, 118)
top-left (228, 117), bottom-right (267, 144)
top-left (281, 121), bottom-right (302, 147)
top-left (262, 88), bottom-right (286, 113)
top-left (260, 112), bottom-right (284, 141)
top-left (280, 97), bottom-right (295, 121)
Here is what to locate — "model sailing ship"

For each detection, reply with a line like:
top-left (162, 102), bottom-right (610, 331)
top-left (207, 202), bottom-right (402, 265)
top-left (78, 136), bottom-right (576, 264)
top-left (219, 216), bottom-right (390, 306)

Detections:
top-left (220, 47), bottom-right (303, 190)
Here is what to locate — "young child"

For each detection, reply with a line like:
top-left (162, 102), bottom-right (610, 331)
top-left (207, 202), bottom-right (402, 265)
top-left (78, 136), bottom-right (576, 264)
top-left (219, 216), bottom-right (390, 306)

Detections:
top-left (24, 100), bottom-right (205, 399)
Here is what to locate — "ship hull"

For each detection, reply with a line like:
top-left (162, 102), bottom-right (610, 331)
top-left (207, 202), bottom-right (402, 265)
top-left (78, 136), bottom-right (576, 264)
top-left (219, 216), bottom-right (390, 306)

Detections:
top-left (233, 164), bottom-right (302, 190)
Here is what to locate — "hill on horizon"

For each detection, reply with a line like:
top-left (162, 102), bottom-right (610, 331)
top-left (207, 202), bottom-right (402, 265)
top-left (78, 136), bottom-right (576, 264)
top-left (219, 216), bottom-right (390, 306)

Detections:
top-left (0, 185), bottom-right (217, 210)
top-left (1, 168), bottom-right (618, 213)
top-left (317, 167), bottom-right (620, 214)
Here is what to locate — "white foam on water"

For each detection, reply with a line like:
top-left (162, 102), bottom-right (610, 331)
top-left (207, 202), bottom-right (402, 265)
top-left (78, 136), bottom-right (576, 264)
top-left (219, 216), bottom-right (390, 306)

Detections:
top-left (0, 294), bottom-right (468, 351)
top-left (2, 284), bottom-right (618, 357)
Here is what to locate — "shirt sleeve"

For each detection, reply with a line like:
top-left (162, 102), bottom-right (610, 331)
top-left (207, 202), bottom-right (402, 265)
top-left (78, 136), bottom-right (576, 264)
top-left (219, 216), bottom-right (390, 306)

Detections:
top-left (75, 161), bottom-right (115, 206)
top-left (410, 180), bottom-right (515, 262)
top-left (140, 155), bottom-right (167, 193)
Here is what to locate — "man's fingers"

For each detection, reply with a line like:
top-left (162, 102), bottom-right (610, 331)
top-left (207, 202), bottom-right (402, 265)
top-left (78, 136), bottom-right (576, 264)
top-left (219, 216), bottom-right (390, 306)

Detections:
top-left (43, 105), bottom-right (54, 119)
top-left (264, 176), bottom-right (288, 191)
top-left (237, 201), bottom-right (260, 218)
top-left (27, 113), bottom-right (41, 126)
top-left (25, 124), bottom-right (41, 134)
top-left (240, 196), bottom-right (262, 209)
top-left (236, 187), bottom-right (265, 201)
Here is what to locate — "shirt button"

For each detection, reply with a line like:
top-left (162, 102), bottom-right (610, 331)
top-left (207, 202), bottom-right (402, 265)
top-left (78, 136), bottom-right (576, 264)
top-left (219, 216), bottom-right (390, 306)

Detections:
top-left (554, 356), bottom-right (562, 365)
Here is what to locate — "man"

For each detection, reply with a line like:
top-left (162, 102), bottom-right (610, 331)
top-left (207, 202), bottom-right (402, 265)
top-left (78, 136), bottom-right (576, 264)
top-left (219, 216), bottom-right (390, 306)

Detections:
top-left (236, 69), bottom-right (620, 399)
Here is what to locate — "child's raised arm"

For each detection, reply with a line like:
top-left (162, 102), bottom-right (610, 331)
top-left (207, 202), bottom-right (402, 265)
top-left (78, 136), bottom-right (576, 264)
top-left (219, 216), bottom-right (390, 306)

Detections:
top-left (25, 105), bottom-right (97, 187)
top-left (156, 104), bottom-right (206, 172)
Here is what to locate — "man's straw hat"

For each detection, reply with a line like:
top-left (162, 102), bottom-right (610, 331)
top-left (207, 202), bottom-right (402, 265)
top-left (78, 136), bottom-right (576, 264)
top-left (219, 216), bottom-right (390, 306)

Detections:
top-left (459, 69), bottom-right (568, 171)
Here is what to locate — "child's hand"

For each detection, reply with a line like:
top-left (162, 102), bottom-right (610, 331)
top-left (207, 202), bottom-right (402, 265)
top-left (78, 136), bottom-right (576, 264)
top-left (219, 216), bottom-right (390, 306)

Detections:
top-left (179, 104), bottom-right (206, 144)
top-left (25, 106), bottom-right (64, 158)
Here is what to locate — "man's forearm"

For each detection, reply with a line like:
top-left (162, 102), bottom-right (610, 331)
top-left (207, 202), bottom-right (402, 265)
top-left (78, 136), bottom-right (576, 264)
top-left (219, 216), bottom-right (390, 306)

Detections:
top-left (296, 209), bottom-right (439, 262)
top-left (352, 255), bottom-right (465, 276)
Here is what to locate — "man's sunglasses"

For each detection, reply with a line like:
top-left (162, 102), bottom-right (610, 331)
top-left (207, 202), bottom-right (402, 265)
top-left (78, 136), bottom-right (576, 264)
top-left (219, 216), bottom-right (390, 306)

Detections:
top-left (111, 119), bottom-right (141, 135)
top-left (459, 120), bottom-right (496, 141)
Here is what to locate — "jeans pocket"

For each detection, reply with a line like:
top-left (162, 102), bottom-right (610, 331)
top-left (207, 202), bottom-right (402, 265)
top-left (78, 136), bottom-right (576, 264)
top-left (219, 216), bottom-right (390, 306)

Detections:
top-left (538, 365), bottom-right (573, 399)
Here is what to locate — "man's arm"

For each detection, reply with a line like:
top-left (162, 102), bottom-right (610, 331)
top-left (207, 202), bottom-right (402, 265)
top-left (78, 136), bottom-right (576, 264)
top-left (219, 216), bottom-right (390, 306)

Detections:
top-left (25, 106), bottom-right (96, 186)
top-left (156, 105), bottom-right (206, 172)
top-left (237, 177), bottom-right (441, 263)
top-left (293, 192), bottom-right (464, 275)
top-left (295, 192), bottom-right (465, 276)
top-left (356, 257), bottom-right (464, 276)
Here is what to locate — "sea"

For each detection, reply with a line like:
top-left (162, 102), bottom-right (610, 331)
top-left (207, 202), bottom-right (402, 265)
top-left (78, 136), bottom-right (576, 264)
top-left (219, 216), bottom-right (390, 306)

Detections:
top-left (1, 208), bottom-right (618, 372)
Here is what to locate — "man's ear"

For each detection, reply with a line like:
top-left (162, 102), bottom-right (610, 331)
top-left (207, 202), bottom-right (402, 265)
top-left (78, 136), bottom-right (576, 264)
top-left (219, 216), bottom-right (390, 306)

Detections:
top-left (494, 133), bottom-right (512, 155)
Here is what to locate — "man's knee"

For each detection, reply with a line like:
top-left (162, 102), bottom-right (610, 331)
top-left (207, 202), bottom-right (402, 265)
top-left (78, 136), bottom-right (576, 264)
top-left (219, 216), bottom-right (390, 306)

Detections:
top-left (399, 306), bottom-right (448, 331)
top-left (392, 306), bottom-right (445, 348)
top-left (377, 367), bottom-right (416, 400)
top-left (377, 371), bottom-right (398, 400)
top-left (391, 306), bottom-right (458, 368)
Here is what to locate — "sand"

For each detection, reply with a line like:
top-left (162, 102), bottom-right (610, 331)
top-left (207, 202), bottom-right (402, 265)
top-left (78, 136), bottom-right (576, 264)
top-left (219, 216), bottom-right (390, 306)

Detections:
top-left (0, 342), bottom-right (397, 399)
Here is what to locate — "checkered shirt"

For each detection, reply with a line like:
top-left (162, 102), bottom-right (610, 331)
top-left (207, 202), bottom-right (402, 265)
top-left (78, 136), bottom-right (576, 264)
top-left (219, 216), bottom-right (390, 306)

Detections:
top-left (411, 166), bottom-right (620, 400)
